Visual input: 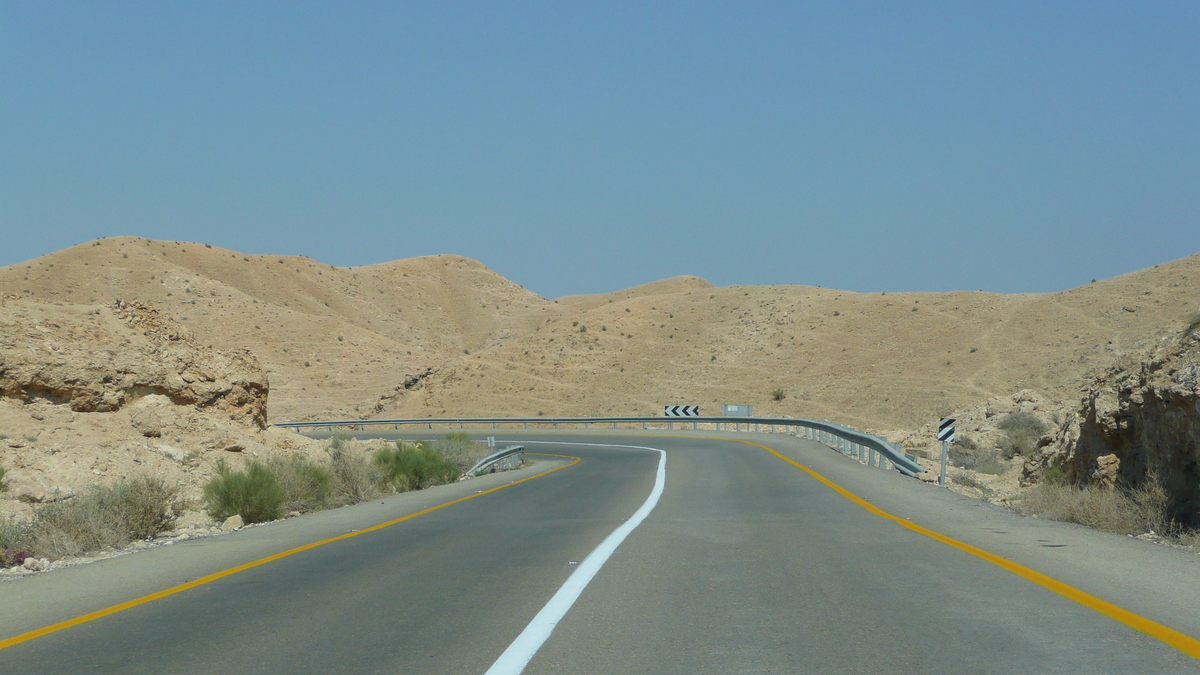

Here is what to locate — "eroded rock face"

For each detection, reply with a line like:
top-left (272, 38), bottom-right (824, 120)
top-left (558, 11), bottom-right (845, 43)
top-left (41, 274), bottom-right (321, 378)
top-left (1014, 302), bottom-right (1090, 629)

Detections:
top-left (0, 300), bottom-right (267, 428)
top-left (1047, 331), bottom-right (1200, 525)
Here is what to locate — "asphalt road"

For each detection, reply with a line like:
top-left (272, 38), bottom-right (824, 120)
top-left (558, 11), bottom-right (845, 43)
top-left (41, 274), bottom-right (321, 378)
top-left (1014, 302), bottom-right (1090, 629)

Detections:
top-left (2, 432), bottom-right (1199, 674)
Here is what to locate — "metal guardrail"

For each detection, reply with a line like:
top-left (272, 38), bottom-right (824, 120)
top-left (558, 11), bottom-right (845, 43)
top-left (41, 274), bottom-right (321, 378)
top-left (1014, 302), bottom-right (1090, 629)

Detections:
top-left (465, 445), bottom-right (525, 477)
top-left (275, 416), bottom-right (923, 476)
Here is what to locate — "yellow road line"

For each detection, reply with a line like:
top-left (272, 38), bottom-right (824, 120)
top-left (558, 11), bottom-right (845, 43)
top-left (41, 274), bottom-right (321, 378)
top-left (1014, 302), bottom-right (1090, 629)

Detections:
top-left (742, 438), bottom-right (1200, 660)
top-left (0, 453), bottom-right (580, 652)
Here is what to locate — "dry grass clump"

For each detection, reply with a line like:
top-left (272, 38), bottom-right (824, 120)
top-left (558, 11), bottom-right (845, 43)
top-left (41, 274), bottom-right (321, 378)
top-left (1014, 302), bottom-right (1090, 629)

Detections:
top-left (0, 464), bottom-right (7, 491)
top-left (1015, 480), bottom-right (1170, 536)
top-left (948, 435), bottom-right (1006, 475)
top-left (2, 477), bottom-right (179, 562)
top-left (997, 411), bottom-right (1049, 459)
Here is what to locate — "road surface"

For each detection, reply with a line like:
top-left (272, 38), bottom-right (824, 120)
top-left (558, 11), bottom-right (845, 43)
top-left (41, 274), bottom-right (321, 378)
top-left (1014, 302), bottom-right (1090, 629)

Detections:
top-left (2, 431), bottom-right (1199, 673)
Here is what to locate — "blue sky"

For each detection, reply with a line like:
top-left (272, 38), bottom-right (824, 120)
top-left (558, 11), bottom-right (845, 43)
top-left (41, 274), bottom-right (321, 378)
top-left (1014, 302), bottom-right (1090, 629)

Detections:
top-left (2, 3), bottom-right (1198, 298)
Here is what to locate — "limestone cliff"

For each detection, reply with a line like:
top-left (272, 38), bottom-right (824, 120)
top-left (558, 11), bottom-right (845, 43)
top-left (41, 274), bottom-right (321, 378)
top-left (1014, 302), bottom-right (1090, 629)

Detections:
top-left (0, 299), bottom-right (267, 428)
top-left (1036, 323), bottom-right (1200, 525)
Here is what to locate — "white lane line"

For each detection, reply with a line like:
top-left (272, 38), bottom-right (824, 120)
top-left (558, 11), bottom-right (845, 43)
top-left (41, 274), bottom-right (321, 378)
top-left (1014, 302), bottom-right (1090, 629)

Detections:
top-left (484, 441), bottom-right (667, 675)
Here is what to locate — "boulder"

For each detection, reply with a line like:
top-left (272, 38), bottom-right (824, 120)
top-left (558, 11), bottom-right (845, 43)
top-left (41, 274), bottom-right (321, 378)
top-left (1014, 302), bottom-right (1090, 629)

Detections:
top-left (221, 514), bottom-right (244, 531)
top-left (131, 408), bottom-right (162, 437)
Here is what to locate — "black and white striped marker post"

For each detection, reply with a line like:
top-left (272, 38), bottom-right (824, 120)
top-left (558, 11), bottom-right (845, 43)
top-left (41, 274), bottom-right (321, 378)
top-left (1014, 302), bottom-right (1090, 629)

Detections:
top-left (937, 417), bottom-right (956, 487)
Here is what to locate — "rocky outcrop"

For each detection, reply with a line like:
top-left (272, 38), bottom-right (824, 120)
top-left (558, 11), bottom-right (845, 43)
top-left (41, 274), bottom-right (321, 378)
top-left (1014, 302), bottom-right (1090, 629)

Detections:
top-left (0, 300), bottom-right (267, 428)
top-left (1038, 330), bottom-right (1200, 525)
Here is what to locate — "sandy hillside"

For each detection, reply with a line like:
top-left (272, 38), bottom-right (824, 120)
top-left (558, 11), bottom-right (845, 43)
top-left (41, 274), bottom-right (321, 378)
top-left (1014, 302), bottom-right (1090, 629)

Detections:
top-left (3, 238), bottom-right (1199, 435)
top-left (382, 255), bottom-right (1200, 432)
top-left (0, 237), bottom-right (556, 420)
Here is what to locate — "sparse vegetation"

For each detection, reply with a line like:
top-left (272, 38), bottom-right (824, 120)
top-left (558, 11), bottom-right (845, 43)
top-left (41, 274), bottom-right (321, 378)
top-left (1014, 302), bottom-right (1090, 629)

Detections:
top-left (428, 433), bottom-right (490, 472)
top-left (203, 459), bottom-right (287, 524)
top-left (263, 455), bottom-right (334, 514)
top-left (997, 411), bottom-right (1049, 459)
top-left (373, 441), bottom-right (460, 492)
top-left (326, 436), bottom-right (380, 504)
top-left (1, 477), bottom-right (179, 562)
top-left (1016, 480), bottom-right (1170, 536)
top-left (0, 464), bottom-right (6, 491)
top-left (948, 435), bottom-right (1006, 475)
top-left (771, 388), bottom-right (786, 402)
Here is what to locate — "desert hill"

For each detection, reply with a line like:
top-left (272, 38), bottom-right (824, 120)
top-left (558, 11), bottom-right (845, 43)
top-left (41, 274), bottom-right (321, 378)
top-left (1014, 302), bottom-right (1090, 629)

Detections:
top-left (0, 237), bottom-right (558, 419)
top-left (382, 254), bottom-right (1200, 431)
top-left (3, 238), bottom-right (1199, 434)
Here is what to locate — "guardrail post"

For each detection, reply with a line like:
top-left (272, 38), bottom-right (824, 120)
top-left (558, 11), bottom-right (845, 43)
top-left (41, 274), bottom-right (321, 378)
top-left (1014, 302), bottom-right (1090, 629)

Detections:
top-left (693, 421), bottom-right (698, 430)
top-left (642, 421), bottom-right (647, 430)
top-left (668, 421), bottom-right (674, 430)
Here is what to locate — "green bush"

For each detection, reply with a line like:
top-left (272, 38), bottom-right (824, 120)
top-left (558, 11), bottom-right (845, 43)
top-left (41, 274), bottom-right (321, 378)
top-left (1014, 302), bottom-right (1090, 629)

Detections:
top-left (948, 435), bottom-right (1007, 475)
top-left (0, 464), bottom-right (6, 491)
top-left (771, 388), bottom-right (786, 402)
top-left (203, 459), bottom-right (287, 524)
top-left (26, 477), bottom-right (178, 560)
top-left (265, 455), bottom-right (334, 514)
top-left (374, 442), bottom-right (460, 492)
top-left (997, 411), bottom-right (1049, 459)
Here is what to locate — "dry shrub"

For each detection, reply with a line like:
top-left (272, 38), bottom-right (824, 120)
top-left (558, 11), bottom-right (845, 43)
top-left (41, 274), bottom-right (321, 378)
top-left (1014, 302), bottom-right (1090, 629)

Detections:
top-left (429, 433), bottom-right (490, 472)
top-left (1, 517), bottom-right (28, 566)
top-left (1016, 481), bottom-right (1170, 535)
top-left (1176, 529), bottom-right (1200, 548)
top-left (326, 436), bottom-right (380, 504)
top-left (264, 454), bottom-right (334, 514)
top-left (998, 411), bottom-right (1049, 459)
top-left (951, 470), bottom-right (986, 490)
top-left (26, 477), bottom-right (178, 560)
top-left (949, 435), bottom-right (1006, 475)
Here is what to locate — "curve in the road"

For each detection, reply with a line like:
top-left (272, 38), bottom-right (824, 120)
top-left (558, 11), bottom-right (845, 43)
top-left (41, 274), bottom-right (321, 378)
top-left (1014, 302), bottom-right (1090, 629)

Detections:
top-left (0, 452), bottom-right (581, 653)
top-left (486, 442), bottom-right (667, 675)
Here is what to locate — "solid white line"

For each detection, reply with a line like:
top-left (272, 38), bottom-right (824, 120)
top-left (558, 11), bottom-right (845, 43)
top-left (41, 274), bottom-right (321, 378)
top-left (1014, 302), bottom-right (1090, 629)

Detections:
top-left (483, 441), bottom-right (667, 675)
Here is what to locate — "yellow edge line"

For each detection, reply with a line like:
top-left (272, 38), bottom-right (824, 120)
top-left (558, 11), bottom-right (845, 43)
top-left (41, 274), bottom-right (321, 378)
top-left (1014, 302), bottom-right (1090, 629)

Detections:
top-left (0, 453), bottom-right (581, 652)
top-left (732, 438), bottom-right (1200, 660)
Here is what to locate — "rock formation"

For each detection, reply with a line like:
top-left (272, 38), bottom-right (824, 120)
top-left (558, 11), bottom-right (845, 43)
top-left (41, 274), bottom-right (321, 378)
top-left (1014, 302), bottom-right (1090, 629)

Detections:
top-left (0, 299), bottom-right (267, 427)
top-left (1036, 324), bottom-right (1200, 525)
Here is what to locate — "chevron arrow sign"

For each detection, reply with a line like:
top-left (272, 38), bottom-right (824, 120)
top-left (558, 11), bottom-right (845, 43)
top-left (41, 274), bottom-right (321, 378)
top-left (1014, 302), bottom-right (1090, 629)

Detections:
top-left (664, 405), bottom-right (700, 417)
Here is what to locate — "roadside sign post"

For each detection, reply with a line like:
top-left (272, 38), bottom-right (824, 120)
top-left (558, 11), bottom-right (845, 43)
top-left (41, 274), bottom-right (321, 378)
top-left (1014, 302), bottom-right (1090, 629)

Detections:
top-left (937, 418), bottom-right (955, 487)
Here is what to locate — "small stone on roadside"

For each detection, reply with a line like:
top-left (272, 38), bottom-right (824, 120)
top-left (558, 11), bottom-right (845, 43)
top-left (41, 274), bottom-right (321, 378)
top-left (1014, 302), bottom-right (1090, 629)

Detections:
top-left (221, 514), bottom-right (244, 531)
